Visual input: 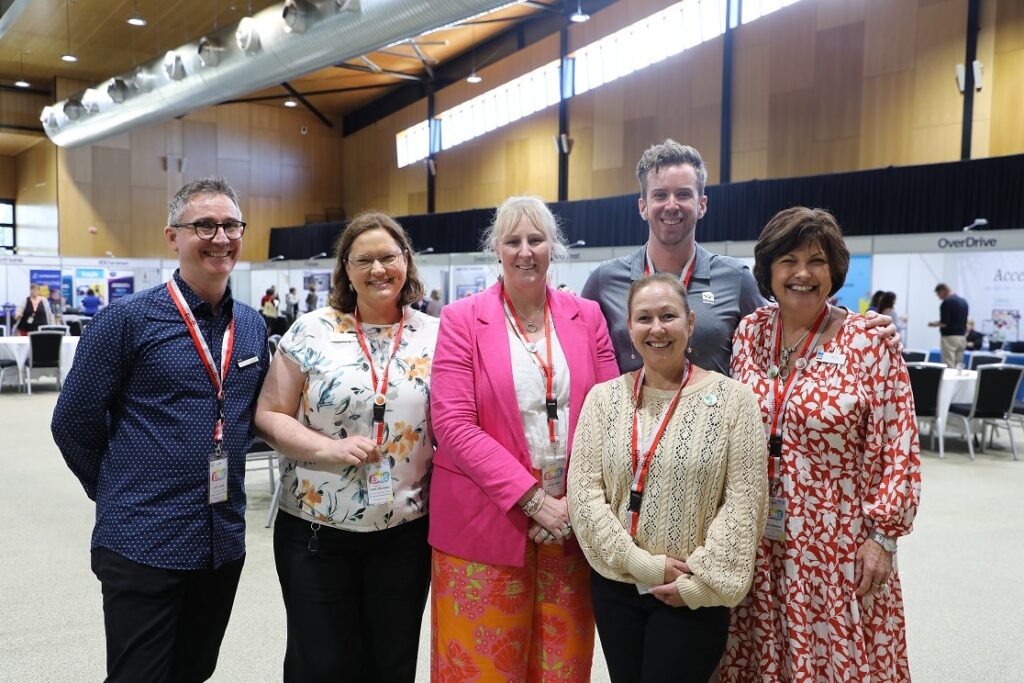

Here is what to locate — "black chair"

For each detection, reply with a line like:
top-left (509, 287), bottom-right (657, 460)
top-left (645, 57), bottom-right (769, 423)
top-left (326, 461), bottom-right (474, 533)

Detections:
top-left (902, 350), bottom-right (928, 363)
top-left (39, 324), bottom-right (69, 335)
top-left (906, 363), bottom-right (947, 458)
top-left (969, 353), bottom-right (1003, 370)
top-left (1007, 341), bottom-right (1024, 353)
top-left (268, 334), bottom-right (281, 356)
top-left (948, 364), bottom-right (1024, 460)
top-left (27, 331), bottom-right (64, 395)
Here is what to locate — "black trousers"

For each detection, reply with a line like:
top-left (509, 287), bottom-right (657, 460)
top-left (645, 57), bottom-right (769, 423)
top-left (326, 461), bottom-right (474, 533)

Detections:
top-left (91, 547), bottom-right (244, 683)
top-left (590, 571), bottom-right (730, 683)
top-left (274, 512), bottom-right (431, 683)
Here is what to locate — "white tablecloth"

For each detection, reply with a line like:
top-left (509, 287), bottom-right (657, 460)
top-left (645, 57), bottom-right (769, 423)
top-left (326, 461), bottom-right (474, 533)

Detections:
top-left (937, 368), bottom-right (977, 433)
top-left (0, 336), bottom-right (80, 387)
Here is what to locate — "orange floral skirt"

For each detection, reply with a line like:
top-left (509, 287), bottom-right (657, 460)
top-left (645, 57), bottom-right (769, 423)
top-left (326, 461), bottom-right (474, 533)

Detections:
top-left (431, 542), bottom-right (594, 682)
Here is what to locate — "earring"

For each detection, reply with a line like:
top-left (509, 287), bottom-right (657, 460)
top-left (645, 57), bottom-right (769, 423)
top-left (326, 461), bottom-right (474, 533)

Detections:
top-left (348, 283), bottom-right (354, 292)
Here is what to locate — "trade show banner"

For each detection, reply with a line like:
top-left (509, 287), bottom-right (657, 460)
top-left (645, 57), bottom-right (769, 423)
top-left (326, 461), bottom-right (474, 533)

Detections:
top-left (836, 254), bottom-right (871, 313)
top-left (30, 269), bottom-right (62, 307)
top-left (958, 251), bottom-right (1024, 343)
top-left (107, 271), bottom-right (135, 301)
top-left (75, 268), bottom-right (107, 307)
top-left (302, 271), bottom-right (332, 310)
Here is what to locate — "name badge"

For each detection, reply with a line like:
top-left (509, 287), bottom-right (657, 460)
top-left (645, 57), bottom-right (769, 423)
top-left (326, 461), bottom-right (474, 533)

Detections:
top-left (541, 455), bottom-right (566, 497)
top-left (209, 455), bottom-right (229, 504)
top-left (365, 459), bottom-right (394, 505)
top-left (330, 332), bottom-right (357, 343)
top-left (702, 291), bottom-right (715, 304)
top-left (763, 495), bottom-right (786, 542)
top-left (816, 350), bottom-right (846, 365)
top-left (237, 356), bottom-right (258, 368)
top-left (636, 583), bottom-right (652, 595)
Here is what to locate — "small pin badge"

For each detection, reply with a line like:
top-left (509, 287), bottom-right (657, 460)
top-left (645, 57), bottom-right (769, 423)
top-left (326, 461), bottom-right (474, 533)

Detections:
top-left (795, 358), bottom-right (808, 371)
top-left (703, 393), bottom-right (718, 407)
top-left (702, 291), bottom-right (715, 304)
top-left (768, 365), bottom-right (780, 379)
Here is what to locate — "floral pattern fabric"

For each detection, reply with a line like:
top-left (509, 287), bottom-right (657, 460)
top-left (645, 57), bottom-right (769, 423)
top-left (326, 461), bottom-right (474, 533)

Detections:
top-left (431, 544), bottom-right (594, 682)
top-left (722, 306), bottom-right (921, 683)
top-left (276, 306), bottom-right (438, 531)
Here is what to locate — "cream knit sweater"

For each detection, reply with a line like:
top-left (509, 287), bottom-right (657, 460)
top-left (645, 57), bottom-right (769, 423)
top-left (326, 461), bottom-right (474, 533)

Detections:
top-left (568, 371), bottom-right (767, 608)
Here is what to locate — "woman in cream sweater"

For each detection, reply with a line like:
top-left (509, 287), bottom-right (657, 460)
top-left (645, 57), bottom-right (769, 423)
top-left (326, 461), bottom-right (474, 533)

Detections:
top-left (567, 273), bottom-right (767, 683)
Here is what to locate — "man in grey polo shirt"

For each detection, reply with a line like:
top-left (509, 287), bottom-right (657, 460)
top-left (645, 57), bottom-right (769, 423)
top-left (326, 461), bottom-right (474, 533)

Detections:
top-left (583, 139), bottom-right (895, 374)
top-left (582, 140), bottom-right (763, 374)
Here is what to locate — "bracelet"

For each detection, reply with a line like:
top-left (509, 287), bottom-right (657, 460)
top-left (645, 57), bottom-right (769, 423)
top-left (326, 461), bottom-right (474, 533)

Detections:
top-left (520, 488), bottom-right (546, 517)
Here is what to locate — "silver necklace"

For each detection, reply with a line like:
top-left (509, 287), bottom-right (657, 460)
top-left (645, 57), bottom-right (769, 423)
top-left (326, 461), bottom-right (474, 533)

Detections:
top-left (510, 301), bottom-right (545, 333)
top-left (779, 326), bottom-right (812, 371)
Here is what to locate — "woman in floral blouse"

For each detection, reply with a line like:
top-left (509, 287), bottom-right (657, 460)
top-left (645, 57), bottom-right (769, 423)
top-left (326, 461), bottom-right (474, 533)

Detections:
top-left (256, 212), bottom-right (439, 682)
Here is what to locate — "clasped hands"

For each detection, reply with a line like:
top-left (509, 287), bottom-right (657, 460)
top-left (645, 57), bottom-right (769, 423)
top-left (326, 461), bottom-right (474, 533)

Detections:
top-left (527, 495), bottom-right (573, 545)
top-left (649, 557), bottom-right (691, 608)
top-left (327, 435), bottom-right (381, 466)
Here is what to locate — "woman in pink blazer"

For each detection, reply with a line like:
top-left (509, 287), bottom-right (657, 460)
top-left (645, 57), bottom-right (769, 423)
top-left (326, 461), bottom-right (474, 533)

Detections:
top-left (429, 196), bottom-right (619, 682)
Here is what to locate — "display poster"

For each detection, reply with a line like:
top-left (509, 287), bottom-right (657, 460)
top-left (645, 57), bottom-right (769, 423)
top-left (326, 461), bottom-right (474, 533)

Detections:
top-left (451, 265), bottom-right (487, 299)
top-left (30, 269), bottom-right (63, 308)
top-left (958, 251), bottom-right (1024, 343)
top-left (107, 271), bottom-right (135, 301)
top-left (75, 267), bottom-right (107, 307)
top-left (835, 254), bottom-right (872, 313)
top-left (302, 271), bottom-right (332, 310)
top-left (61, 274), bottom-right (74, 310)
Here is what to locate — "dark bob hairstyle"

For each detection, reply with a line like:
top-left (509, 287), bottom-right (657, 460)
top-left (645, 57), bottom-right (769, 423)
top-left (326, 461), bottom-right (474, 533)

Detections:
top-left (752, 207), bottom-right (850, 300)
top-left (329, 211), bottom-right (424, 314)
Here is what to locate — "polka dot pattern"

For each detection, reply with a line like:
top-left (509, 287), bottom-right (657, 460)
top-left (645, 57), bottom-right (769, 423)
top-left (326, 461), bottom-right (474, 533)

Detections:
top-left (51, 271), bottom-right (269, 570)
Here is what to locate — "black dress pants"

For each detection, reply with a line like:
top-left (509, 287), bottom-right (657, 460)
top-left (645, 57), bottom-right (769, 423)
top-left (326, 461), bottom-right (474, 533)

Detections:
top-left (590, 571), bottom-right (730, 683)
top-left (273, 512), bottom-right (431, 683)
top-left (91, 547), bottom-right (244, 683)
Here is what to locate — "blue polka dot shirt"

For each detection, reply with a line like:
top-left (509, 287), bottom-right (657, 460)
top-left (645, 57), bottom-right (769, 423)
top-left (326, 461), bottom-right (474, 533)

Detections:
top-left (51, 271), bottom-right (269, 570)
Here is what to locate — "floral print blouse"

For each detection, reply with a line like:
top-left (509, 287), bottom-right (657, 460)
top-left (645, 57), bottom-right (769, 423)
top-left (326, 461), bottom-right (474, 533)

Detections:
top-left (276, 306), bottom-right (439, 531)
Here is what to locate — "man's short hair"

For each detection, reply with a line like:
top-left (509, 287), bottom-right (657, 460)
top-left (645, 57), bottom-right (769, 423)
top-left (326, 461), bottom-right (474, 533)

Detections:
top-left (168, 178), bottom-right (242, 226)
top-left (935, 283), bottom-right (950, 294)
top-left (635, 139), bottom-right (708, 198)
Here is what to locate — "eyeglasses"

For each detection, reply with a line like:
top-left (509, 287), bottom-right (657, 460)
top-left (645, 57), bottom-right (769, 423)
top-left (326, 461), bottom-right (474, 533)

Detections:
top-left (171, 220), bottom-right (246, 240)
top-left (347, 251), bottom-right (406, 270)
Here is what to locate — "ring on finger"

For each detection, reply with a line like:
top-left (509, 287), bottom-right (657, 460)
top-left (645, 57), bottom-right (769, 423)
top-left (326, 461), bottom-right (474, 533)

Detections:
top-left (537, 529), bottom-right (550, 541)
top-left (560, 525), bottom-right (571, 537)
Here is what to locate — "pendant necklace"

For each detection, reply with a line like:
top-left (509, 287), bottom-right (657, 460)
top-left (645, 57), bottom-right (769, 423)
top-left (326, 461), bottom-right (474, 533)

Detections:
top-left (778, 327), bottom-right (812, 376)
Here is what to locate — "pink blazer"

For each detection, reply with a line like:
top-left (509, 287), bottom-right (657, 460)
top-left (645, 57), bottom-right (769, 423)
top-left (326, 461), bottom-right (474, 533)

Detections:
top-left (429, 282), bottom-right (619, 566)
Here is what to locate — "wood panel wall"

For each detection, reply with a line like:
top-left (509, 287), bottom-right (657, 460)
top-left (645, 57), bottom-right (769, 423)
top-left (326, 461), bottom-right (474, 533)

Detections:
top-left (0, 157), bottom-right (14, 198)
top-left (14, 141), bottom-right (58, 255)
top-left (55, 98), bottom-right (344, 259)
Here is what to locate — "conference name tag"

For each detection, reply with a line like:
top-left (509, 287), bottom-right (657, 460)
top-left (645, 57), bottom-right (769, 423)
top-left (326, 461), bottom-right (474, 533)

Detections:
top-left (763, 496), bottom-right (786, 542)
top-left (815, 350), bottom-right (846, 366)
top-left (237, 356), bottom-right (259, 368)
top-left (365, 459), bottom-right (394, 505)
top-left (330, 332), bottom-right (357, 343)
top-left (209, 456), bottom-right (229, 504)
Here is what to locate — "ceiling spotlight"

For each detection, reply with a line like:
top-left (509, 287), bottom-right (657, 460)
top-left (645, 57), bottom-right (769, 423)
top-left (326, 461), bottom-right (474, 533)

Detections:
top-left (163, 51), bottom-right (186, 80)
top-left (15, 51), bottom-right (30, 88)
top-left (61, 53), bottom-right (78, 63)
top-left (126, 0), bottom-right (146, 26)
top-left (282, 0), bottom-right (314, 34)
top-left (63, 99), bottom-right (85, 121)
top-left (570, 0), bottom-right (590, 23)
top-left (198, 37), bottom-right (224, 67)
top-left (466, 71), bottom-right (482, 84)
top-left (61, 0), bottom-right (78, 63)
top-left (283, 98), bottom-right (298, 108)
top-left (107, 78), bottom-right (131, 103)
top-left (236, 16), bottom-right (262, 55)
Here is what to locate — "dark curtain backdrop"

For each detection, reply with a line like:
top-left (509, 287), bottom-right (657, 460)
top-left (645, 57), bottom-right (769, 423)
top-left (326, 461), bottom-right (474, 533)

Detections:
top-left (267, 154), bottom-right (1024, 259)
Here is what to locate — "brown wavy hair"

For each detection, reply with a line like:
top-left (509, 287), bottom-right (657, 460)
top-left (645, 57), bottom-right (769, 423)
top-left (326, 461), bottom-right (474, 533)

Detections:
top-left (328, 211), bottom-right (424, 314)
top-left (752, 207), bottom-right (849, 300)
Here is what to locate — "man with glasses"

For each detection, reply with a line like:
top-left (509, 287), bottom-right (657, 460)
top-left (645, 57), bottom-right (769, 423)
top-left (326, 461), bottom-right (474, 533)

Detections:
top-left (52, 178), bottom-right (269, 682)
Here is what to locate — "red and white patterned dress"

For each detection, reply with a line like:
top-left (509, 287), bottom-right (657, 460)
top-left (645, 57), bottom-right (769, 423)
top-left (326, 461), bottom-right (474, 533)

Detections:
top-left (721, 306), bottom-right (921, 683)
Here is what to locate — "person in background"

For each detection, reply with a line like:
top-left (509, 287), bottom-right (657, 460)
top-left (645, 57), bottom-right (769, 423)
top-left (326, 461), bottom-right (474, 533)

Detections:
top-left (305, 283), bottom-right (318, 312)
top-left (255, 212), bottom-right (438, 682)
top-left (425, 289), bottom-right (443, 317)
top-left (928, 283), bottom-right (969, 368)
top-left (15, 284), bottom-right (54, 335)
top-left (51, 177), bottom-right (269, 682)
top-left (81, 288), bottom-right (102, 316)
top-left (261, 286), bottom-right (279, 333)
top-left (721, 207), bottom-right (921, 682)
top-left (568, 273), bottom-right (767, 683)
top-left (877, 291), bottom-right (905, 339)
top-left (867, 289), bottom-right (885, 313)
top-left (429, 196), bottom-right (619, 681)
top-left (965, 318), bottom-right (985, 351)
top-left (284, 286), bottom-right (299, 324)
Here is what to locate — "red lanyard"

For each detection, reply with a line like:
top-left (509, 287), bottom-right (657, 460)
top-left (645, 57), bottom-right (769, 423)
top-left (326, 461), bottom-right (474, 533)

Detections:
top-left (766, 305), bottom-right (829, 478)
top-left (627, 364), bottom-right (691, 536)
top-left (167, 279), bottom-right (235, 449)
top-left (644, 247), bottom-right (696, 289)
top-left (502, 288), bottom-right (558, 445)
top-left (354, 308), bottom-right (406, 445)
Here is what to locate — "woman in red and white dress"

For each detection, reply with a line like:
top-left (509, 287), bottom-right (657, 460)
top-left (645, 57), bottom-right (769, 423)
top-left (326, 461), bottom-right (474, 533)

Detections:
top-left (721, 207), bottom-right (921, 683)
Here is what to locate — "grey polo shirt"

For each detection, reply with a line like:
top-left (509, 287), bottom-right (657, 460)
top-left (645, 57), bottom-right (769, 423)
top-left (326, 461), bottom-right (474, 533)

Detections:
top-left (581, 243), bottom-right (765, 375)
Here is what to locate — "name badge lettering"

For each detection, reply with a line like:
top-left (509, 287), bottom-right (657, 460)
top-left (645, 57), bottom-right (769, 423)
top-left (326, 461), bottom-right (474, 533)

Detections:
top-left (702, 291), bottom-right (715, 304)
top-left (815, 350), bottom-right (846, 366)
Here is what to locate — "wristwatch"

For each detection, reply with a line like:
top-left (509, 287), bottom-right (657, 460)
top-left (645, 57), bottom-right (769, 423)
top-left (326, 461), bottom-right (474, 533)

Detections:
top-left (870, 530), bottom-right (897, 553)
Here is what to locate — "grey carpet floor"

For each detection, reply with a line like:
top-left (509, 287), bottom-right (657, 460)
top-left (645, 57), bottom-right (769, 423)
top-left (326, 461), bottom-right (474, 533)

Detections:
top-left (2, 388), bottom-right (1022, 681)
